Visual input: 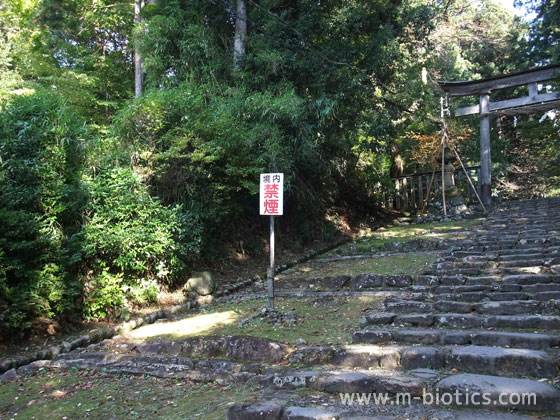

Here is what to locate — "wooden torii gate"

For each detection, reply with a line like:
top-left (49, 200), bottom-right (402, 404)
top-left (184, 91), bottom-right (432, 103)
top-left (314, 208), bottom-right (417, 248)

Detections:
top-left (438, 64), bottom-right (560, 205)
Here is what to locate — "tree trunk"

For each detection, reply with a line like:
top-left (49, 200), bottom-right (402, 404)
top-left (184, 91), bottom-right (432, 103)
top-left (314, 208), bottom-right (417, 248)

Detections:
top-left (134, 0), bottom-right (143, 98)
top-left (233, 0), bottom-right (247, 69)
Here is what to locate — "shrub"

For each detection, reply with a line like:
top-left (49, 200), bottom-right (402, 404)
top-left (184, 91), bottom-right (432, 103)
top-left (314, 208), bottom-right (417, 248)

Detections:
top-left (0, 89), bottom-right (86, 339)
top-left (81, 166), bottom-right (201, 319)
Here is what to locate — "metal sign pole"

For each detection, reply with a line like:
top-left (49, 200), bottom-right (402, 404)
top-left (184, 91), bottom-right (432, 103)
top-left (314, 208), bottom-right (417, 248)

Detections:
top-left (267, 215), bottom-right (275, 309)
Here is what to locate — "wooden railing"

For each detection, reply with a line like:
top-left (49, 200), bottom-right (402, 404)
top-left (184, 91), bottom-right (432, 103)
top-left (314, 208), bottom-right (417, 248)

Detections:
top-left (392, 165), bottom-right (481, 211)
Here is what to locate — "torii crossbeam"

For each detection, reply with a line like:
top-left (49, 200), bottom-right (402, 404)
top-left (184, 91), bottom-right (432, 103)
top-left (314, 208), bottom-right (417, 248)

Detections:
top-left (438, 64), bottom-right (560, 205)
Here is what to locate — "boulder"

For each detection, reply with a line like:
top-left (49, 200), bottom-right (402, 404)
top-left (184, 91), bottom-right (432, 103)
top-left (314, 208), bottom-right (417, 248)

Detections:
top-left (227, 401), bottom-right (284, 420)
top-left (185, 271), bottom-right (216, 296)
top-left (229, 336), bottom-right (291, 363)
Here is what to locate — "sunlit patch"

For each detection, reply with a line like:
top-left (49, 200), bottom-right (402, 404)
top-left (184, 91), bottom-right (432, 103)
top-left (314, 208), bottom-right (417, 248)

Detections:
top-left (127, 311), bottom-right (240, 340)
top-left (51, 389), bottom-right (67, 398)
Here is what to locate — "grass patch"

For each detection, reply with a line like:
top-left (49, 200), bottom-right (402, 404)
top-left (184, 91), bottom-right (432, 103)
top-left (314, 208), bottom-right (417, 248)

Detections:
top-left (125, 296), bottom-right (382, 346)
top-left (0, 370), bottom-right (260, 420)
top-left (281, 253), bottom-right (439, 280)
top-left (321, 218), bottom-right (481, 256)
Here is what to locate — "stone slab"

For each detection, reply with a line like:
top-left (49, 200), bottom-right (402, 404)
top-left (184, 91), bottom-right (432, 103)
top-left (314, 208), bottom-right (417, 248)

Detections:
top-left (436, 373), bottom-right (560, 411)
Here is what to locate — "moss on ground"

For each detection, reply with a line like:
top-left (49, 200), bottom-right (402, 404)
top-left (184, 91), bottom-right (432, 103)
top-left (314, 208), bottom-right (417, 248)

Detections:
top-left (279, 253), bottom-right (439, 281)
top-left (0, 370), bottom-right (260, 419)
top-left (125, 296), bottom-right (382, 346)
top-left (320, 218), bottom-right (481, 256)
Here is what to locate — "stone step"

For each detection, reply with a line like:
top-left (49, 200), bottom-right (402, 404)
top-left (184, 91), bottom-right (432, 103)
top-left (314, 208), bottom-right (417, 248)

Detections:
top-left (401, 345), bottom-right (557, 378)
top-left (362, 310), bottom-right (560, 330)
top-left (268, 370), bottom-right (426, 397)
top-left (227, 402), bottom-right (341, 420)
top-left (385, 298), bottom-right (559, 315)
top-left (435, 291), bottom-right (560, 303)
top-left (353, 328), bottom-right (560, 349)
top-left (330, 344), bottom-right (557, 378)
top-left (436, 373), bottom-right (560, 412)
top-left (50, 352), bottom-right (248, 381)
top-left (498, 253), bottom-right (545, 261)
top-left (228, 401), bottom-right (398, 420)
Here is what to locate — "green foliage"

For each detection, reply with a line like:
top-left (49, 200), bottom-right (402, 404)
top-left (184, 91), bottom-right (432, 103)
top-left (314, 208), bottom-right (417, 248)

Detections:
top-left (82, 166), bottom-right (201, 318)
top-left (83, 265), bottom-right (125, 319)
top-left (0, 89), bottom-right (86, 338)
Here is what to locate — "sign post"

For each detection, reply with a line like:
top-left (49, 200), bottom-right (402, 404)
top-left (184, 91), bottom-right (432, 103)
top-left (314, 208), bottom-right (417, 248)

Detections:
top-left (260, 173), bottom-right (283, 310)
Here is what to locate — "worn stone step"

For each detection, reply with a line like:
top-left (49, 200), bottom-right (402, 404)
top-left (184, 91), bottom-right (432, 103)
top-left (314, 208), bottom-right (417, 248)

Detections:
top-left (51, 352), bottom-right (247, 381)
top-left (353, 328), bottom-right (560, 349)
top-left (436, 373), bottom-right (560, 412)
top-left (499, 253), bottom-right (544, 261)
top-left (331, 345), bottom-right (401, 369)
top-left (385, 298), bottom-right (555, 316)
top-left (497, 266), bottom-right (550, 275)
top-left (361, 311), bottom-right (560, 330)
top-left (227, 402), bottom-right (400, 420)
top-left (227, 402), bottom-right (343, 420)
top-left (270, 370), bottom-right (426, 397)
top-left (483, 314), bottom-right (560, 329)
top-left (445, 346), bottom-right (557, 377)
top-left (401, 345), bottom-right (557, 378)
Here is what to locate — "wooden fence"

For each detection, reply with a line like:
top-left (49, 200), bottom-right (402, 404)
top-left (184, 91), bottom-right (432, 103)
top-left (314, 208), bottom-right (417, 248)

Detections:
top-left (392, 165), bottom-right (481, 211)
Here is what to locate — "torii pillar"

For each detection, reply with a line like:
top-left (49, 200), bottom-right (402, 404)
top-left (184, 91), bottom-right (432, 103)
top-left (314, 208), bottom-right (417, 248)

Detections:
top-left (438, 64), bottom-right (560, 207)
top-left (479, 91), bottom-right (491, 205)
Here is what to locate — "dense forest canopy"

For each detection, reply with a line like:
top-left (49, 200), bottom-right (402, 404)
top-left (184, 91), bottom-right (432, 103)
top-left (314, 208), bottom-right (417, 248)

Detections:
top-left (1, 0), bottom-right (558, 338)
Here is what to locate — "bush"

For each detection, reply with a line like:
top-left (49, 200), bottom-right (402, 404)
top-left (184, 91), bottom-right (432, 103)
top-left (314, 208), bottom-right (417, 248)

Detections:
top-left (81, 166), bottom-right (201, 319)
top-left (0, 89), bottom-right (86, 339)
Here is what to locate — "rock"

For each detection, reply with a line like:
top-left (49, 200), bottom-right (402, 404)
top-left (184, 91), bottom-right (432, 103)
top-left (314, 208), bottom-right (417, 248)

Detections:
top-left (416, 275), bottom-right (439, 286)
top-left (408, 368), bottom-right (439, 379)
top-left (182, 336), bottom-right (229, 358)
top-left (227, 401), bottom-right (284, 420)
top-left (185, 271), bottom-right (216, 296)
top-left (331, 345), bottom-right (400, 369)
top-left (446, 346), bottom-right (556, 377)
top-left (288, 346), bottom-right (334, 365)
top-left (16, 360), bottom-right (51, 376)
top-left (399, 314), bottom-right (434, 327)
top-left (461, 292), bottom-right (485, 302)
top-left (384, 275), bottom-right (412, 287)
top-left (271, 372), bottom-right (320, 390)
top-left (401, 346), bottom-right (444, 369)
top-left (348, 274), bottom-right (383, 289)
top-left (394, 329), bottom-right (442, 345)
top-left (314, 372), bottom-right (376, 393)
top-left (470, 331), bottom-right (557, 349)
top-left (0, 368), bottom-right (18, 382)
top-left (352, 329), bottom-right (393, 344)
top-left (434, 314), bottom-right (481, 329)
top-left (229, 336), bottom-right (291, 363)
top-left (375, 374), bottom-right (425, 397)
top-left (60, 341), bottom-right (72, 353)
top-left (282, 407), bottom-right (339, 420)
top-left (321, 276), bottom-right (350, 289)
top-left (488, 292), bottom-right (529, 301)
top-left (475, 300), bottom-right (539, 315)
top-left (0, 359), bottom-right (12, 373)
top-left (483, 315), bottom-right (560, 329)
top-left (434, 301), bottom-right (473, 313)
top-left (295, 338), bottom-right (307, 346)
top-left (502, 274), bottom-right (553, 285)
top-left (436, 373), bottom-right (560, 411)
top-left (440, 275), bottom-right (465, 285)
top-left (359, 312), bottom-right (396, 328)
top-left (137, 341), bottom-right (182, 356)
top-left (197, 295), bottom-right (214, 305)
top-left (385, 300), bottom-right (433, 313)
top-left (442, 331), bottom-right (471, 345)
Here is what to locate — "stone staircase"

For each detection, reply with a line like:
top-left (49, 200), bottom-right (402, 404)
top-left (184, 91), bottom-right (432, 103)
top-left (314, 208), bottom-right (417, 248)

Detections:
top-left (14, 198), bottom-right (560, 420)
